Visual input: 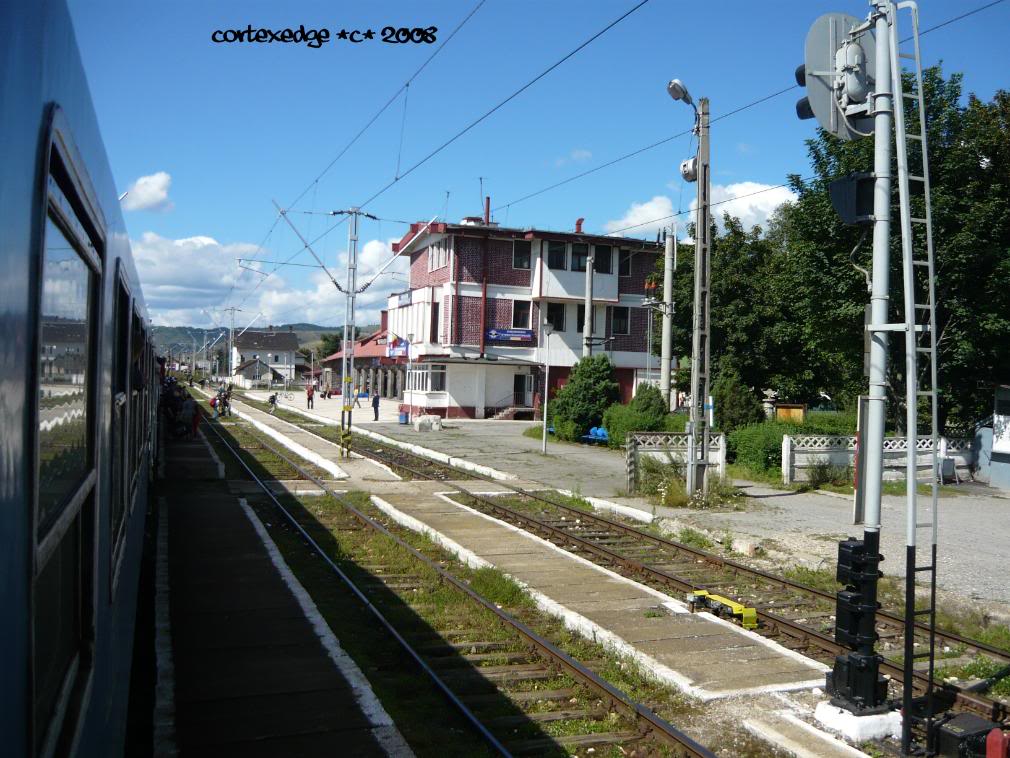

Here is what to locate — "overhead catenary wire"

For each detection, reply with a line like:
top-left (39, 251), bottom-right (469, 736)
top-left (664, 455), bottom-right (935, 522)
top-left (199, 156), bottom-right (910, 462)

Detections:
top-left (351, 0), bottom-right (655, 212)
top-left (493, 0), bottom-right (1006, 219)
top-left (284, 0), bottom-right (488, 212)
top-left (230, 0), bottom-right (1002, 314)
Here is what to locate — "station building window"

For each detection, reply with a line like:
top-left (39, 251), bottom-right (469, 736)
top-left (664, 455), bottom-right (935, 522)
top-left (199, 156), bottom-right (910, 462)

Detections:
top-left (512, 300), bottom-right (531, 329)
top-left (619, 248), bottom-right (632, 277)
top-left (407, 363), bottom-right (446, 392)
top-left (594, 245), bottom-right (612, 274)
top-left (546, 302), bottom-right (566, 332)
top-left (512, 240), bottom-right (531, 270)
top-left (612, 306), bottom-right (630, 335)
top-left (547, 240), bottom-right (566, 270)
top-left (571, 243), bottom-right (588, 272)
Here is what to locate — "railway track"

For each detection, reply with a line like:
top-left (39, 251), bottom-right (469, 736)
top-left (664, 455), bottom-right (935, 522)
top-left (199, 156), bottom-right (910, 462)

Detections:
top-left (201, 415), bottom-right (713, 758)
top-left (322, 426), bottom-right (1009, 725)
top-left (225, 396), bottom-right (1010, 723)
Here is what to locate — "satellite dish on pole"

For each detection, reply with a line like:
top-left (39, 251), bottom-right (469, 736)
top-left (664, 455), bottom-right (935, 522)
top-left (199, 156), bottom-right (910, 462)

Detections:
top-left (797, 13), bottom-right (876, 141)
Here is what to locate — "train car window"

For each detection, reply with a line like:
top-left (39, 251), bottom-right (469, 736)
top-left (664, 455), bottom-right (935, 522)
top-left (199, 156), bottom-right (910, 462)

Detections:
top-left (109, 278), bottom-right (130, 562)
top-left (36, 217), bottom-right (93, 532)
top-left (33, 113), bottom-right (104, 756)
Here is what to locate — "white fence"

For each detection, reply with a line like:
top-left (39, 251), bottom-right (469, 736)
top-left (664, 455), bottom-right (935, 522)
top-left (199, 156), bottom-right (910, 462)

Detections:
top-left (626, 432), bottom-right (727, 492)
top-left (781, 435), bottom-right (974, 484)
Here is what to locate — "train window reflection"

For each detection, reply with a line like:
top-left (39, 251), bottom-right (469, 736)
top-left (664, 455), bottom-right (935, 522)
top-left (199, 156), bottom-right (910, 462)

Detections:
top-left (38, 216), bottom-right (92, 534)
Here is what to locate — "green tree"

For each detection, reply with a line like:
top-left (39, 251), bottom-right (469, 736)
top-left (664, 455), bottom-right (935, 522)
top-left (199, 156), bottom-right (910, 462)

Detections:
top-left (319, 332), bottom-right (342, 357)
top-left (711, 366), bottom-right (764, 432)
top-left (550, 354), bottom-right (619, 440)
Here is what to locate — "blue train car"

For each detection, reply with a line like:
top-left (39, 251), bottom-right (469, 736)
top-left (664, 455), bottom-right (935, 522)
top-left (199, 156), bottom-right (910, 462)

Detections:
top-left (1, 2), bottom-right (158, 755)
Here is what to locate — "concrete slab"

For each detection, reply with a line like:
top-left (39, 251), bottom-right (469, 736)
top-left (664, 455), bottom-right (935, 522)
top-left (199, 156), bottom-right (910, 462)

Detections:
top-left (367, 489), bottom-right (828, 700)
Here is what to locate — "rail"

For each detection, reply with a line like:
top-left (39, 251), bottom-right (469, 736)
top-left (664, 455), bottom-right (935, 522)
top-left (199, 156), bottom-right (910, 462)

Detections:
top-left (201, 414), bottom-right (713, 758)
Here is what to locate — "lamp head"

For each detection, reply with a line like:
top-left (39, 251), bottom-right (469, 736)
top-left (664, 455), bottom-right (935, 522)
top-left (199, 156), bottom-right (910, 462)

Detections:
top-left (543, 320), bottom-right (554, 336)
top-left (407, 333), bottom-right (414, 343)
top-left (666, 78), bottom-right (693, 106)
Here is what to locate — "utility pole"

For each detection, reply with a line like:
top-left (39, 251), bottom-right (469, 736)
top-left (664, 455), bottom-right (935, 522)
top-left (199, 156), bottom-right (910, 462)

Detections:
top-left (220, 307), bottom-right (241, 382)
top-left (336, 207), bottom-right (377, 455)
top-left (582, 248), bottom-right (595, 358)
top-left (687, 97), bottom-right (712, 495)
top-left (660, 225), bottom-right (676, 408)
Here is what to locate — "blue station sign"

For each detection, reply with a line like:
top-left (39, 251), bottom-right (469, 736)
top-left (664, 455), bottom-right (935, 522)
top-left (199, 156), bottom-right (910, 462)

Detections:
top-left (486, 328), bottom-right (533, 342)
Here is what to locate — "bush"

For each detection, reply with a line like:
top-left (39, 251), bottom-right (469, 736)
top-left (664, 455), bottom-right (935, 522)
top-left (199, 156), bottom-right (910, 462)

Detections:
top-left (602, 403), bottom-right (652, 447)
top-left (711, 367), bottom-right (765, 433)
top-left (550, 354), bottom-right (619, 440)
top-left (728, 421), bottom-right (795, 472)
top-left (803, 411), bottom-right (857, 435)
top-left (663, 413), bottom-right (688, 432)
top-left (807, 457), bottom-right (853, 487)
top-left (630, 383), bottom-right (668, 422)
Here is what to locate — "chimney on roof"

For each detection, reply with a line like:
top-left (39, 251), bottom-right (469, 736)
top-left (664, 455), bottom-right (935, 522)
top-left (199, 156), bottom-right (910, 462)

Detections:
top-left (575, 218), bottom-right (585, 233)
top-left (483, 196), bottom-right (490, 225)
top-left (380, 309), bottom-right (388, 331)
top-left (288, 325), bottom-right (293, 332)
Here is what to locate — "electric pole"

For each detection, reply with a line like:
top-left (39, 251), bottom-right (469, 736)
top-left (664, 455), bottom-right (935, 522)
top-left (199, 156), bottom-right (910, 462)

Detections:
top-left (336, 207), bottom-right (377, 455)
top-left (660, 225), bottom-right (676, 408)
top-left (220, 307), bottom-right (241, 382)
top-left (582, 248), bottom-right (595, 358)
top-left (687, 97), bottom-right (712, 495)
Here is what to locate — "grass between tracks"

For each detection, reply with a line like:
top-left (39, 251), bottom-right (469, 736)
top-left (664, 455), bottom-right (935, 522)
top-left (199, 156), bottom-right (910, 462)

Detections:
top-left (207, 413), bottom-right (709, 755)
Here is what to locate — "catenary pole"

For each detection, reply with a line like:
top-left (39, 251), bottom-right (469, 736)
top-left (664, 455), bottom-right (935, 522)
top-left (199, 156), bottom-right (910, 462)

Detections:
top-left (660, 228), bottom-right (675, 407)
top-left (687, 98), bottom-right (711, 494)
top-left (582, 248), bottom-right (595, 357)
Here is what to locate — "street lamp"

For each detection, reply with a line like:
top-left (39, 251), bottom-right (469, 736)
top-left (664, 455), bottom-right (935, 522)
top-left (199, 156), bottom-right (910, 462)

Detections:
top-left (541, 320), bottom-right (554, 455)
top-left (668, 75), bottom-right (711, 495)
top-left (406, 332), bottom-right (415, 424)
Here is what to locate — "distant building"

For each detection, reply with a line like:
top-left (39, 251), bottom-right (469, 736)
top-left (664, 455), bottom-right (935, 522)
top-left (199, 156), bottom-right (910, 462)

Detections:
top-left (378, 213), bottom-right (669, 419)
top-left (320, 318), bottom-right (398, 397)
top-left (232, 327), bottom-right (300, 382)
top-left (232, 358), bottom-right (284, 389)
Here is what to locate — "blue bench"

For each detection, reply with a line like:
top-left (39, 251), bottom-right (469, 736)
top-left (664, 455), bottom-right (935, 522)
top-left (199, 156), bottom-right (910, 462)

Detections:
top-left (580, 426), bottom-right (609, 445)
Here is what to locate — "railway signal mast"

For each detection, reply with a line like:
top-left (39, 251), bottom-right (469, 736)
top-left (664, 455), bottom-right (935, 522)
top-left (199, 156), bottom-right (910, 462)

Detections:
top-left (796, 3), bottom-right (944, 752)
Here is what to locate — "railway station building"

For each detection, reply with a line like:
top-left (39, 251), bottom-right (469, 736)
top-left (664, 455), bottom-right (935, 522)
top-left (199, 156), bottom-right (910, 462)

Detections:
top-left (379, 210), bottom-right (670, 419)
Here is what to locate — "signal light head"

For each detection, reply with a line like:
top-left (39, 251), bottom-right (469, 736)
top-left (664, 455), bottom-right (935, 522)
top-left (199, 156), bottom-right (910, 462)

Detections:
top-left (796, 96), bottom-right (815, 120)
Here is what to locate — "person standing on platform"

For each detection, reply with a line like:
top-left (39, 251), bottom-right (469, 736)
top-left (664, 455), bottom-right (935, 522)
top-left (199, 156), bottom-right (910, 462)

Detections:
top-left (371, 391), bottom-right (380, 421)
top-left (306, 383), bottom-right (314, 409)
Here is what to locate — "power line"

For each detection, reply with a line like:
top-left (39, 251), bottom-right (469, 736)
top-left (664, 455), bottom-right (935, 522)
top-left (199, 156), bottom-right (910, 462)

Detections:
top-left (604, 178), bottom-right (803, 237)
top-left (493, 0), bottom-right (1004, 217)
top-left (284, 0), bottom-right (487, 211)
top-left (352, 0), bottom-right (655, 212)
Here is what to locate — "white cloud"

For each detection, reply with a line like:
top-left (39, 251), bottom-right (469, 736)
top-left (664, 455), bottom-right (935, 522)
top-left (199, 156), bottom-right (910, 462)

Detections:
top-left (133, 231), bottom-right (407, 329)
top-left (693, 181), bottom-right (797, 232)
top-left (122, 171), bottom-right (173, 212)
top-left (603, 195), bottom-right (674, 238)
top-left (554, 148), bottom-right (593, 168)
top-left (605, 180), bottom-right (796, 242)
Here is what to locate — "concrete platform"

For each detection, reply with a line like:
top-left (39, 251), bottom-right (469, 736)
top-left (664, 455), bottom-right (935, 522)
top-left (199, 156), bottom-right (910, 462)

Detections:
top-left (159, 434), bottom-right (409, 756)
top-left (369, 489), bottom-right (828, 701)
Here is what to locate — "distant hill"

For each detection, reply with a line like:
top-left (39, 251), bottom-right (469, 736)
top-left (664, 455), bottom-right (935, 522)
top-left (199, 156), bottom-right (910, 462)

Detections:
top-left (152, 323), bottom-right (378, 356)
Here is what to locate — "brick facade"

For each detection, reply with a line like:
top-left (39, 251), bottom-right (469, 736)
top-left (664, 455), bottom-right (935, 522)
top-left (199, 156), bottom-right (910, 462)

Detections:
top-left (409, 246), bottom-right (451, 288)
top-left (441, 295), bottom-right (450, 344)
top-left (458, 295), bottom-right (482, 346)
top-left (609, 306), bottom-right (648, 352)
top-left (486, 238), bottom-right (532, 287)
top-left (618, 249), bottom-right (660, 295)
top-left (485, 297), bottom-right (539, 348)
top-left (456, 236), bottom-right (483, 283)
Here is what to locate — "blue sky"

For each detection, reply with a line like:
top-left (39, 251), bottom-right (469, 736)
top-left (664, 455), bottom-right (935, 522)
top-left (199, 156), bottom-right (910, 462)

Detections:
top-left (68, 0), bottom-right (1010, 328)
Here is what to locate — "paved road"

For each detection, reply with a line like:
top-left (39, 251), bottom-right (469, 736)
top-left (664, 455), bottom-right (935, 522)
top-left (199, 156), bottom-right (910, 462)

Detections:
top-left (262, 395), bottom-right (1010, 607)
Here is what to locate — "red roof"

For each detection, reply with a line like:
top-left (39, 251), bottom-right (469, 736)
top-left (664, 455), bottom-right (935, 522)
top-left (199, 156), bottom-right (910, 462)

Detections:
top-left (322, 329), bottom-right (392, 362)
